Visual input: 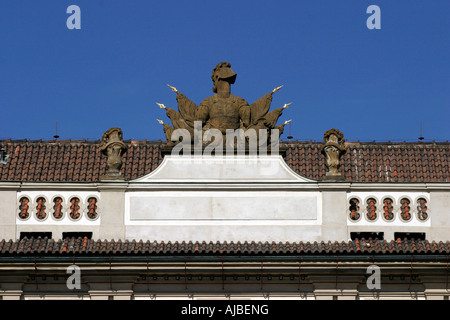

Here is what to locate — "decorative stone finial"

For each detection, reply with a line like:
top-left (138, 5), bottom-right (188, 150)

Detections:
top-left (320, 128), bottom-right (346, 179)
top-left (100, 127), bottom-right (127, 179)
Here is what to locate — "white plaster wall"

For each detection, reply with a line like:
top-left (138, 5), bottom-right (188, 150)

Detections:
top-left (0, 188), bottom-right (19, 240)
top-left (429, 192), bottom-right (450, 241)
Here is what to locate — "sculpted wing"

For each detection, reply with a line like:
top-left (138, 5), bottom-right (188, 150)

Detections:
top-left (250, 92), bottom-right (273, 125)
top-left (168, 85), bottom-right (198, 126)
top-left (263, 105), bottom-right (289, 129)
top-left (263, 108), bottom-right (283, 129)
top-left (249, 86), bottom-right (283, 126)
top-left (176, 93), bottom-right (198, 126)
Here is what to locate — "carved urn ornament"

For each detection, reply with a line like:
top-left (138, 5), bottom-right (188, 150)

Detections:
top-left (320, 128), bottom-right (346, 178)
top-left (100, 127), bottom-right (127, 179)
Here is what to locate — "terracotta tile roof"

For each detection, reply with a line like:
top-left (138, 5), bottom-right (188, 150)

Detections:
top-left (0, 139), bottom-right (163, 182)
top-left (285, 141), bottom-right (450, 182)
top-left (0, 139), bottom-right (448, 182)
top-left (0, 237), bottom-right (449, 256)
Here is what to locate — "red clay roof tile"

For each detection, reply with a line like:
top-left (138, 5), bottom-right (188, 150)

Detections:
top-left (10, 237), bottom-right (447, 256)
top-left (0, 140), bottom-right (449, 182)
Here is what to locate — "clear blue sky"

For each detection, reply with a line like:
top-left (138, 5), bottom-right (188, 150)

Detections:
top-left (0, 1), bottom-right (449, 142)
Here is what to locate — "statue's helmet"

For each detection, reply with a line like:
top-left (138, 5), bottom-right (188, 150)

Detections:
top-left (211, 62), bottom-right (237, 92)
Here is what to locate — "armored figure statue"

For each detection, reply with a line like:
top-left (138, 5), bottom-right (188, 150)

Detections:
top-left (157, 62), bottom-right (291, 147)
top-left (196, 62), bottom-right (250, 134)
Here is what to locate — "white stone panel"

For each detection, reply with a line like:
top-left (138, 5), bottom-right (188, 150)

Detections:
top-left (125, 155), bottom-right (321, 242)
top-left (128, 192), bottom-right (318, 220)
top-left (125, 190), bottom-right (321, 242)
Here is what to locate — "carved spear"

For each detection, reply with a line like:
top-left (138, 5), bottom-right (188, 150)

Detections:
top-left (272, 85), bottom-right (283, 93)
top-left (167, 84), bottom-right (178, 93)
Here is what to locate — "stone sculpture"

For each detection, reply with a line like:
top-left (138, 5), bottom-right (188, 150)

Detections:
top-left (320, 128), bottom-right (346, 178)
top-left (157, 62), bottom-right (291, 148)
top-left (100, 127), bottom-right (128, 179)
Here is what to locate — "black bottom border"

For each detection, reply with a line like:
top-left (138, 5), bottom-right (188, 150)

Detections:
top-left (1, 300), bottom-right (447, 319)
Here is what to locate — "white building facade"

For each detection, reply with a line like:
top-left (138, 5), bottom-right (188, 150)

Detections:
top-left (0, 139), bottom-right (448, 300)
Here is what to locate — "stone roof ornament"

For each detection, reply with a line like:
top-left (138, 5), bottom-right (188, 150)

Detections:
top-left (320, 128), bottom-right (346, 179)
top-left (157, 62), bottom-right (290, 152)
top-left (100, 127), bottom-right (128, 179)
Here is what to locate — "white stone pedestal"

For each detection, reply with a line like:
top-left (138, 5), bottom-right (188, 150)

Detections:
top-left (125, 155), bottom-right (322, 242)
